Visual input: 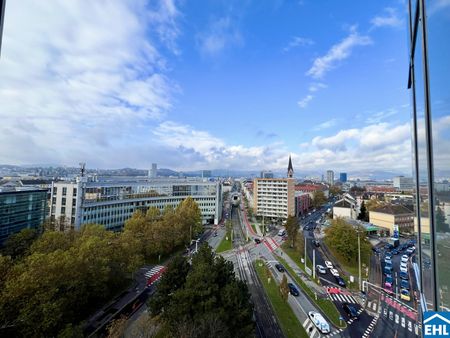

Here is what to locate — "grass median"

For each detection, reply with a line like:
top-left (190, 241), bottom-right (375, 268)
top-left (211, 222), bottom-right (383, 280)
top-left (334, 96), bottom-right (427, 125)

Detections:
top-left (215, 230), bottom-right (232, 253)
top-left (254, 260), bottom-right (308, 338)
top-left (275, 255), bottom-right (345, 329)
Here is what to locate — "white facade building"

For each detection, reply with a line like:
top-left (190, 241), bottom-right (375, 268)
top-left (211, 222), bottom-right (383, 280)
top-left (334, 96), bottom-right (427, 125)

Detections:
top-left (253, 178), bottom-right (295, 219)
top-left (50, 177), bottom-right (222, 230)
top-left (333, 193), bottom-right (358, 220)
top-left (326, 170), bottom-right (334, 186)
top-left (393, 176), bottom-right (414, 190)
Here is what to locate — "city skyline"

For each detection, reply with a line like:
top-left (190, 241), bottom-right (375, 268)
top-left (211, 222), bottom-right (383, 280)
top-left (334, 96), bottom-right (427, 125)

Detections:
top-left (0, 0), bottom-right (411, 172)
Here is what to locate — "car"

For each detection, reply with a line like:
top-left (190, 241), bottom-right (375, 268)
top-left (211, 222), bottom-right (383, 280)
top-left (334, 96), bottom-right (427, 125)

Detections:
top-left (384, 265), bottom-right (393, 275)
top-left (385, 253), bottom-right (393, 260)
top-left (385, 275), bottom-right (393, 287)
top-left (324, 261), bottom-right (333, 269)
top-left (400, 289), bottom-right (411, 301)
top-left (401, 279), bottom-right (410, 289)
top-left (400, 262), bottom-right (408, 273)
top-left (308, 311), bottom-right (331, 334)
top-left (400, 271), bottom-right (409, 280)
top-left (385, 243), bottom-right (394, 250)
top-left (330, 268), bottom-right (340, 277)
top-left (254, 238), bottom-right (261, 244)
top-left (313, 239), bottom-right (320, 247)
top-left (335, 276), bottom-right (346, 287)
top-left (275, 263), bottom-right (285, 272)
top-left (342, 303), bottom-right (358, 318)
top-left (372, 247), bottom-right (381, 254)
top-left (316, 265), bottom-right (327, 274)
top-left (288, 283), bottom-right (299, 296)
top-left (213, 231), bottom-right (218, 237)
top-left (278, 229), bottom-right (286, 236)
top-left (401, 254), bottom-right (409, 263)
top-left (392, 249), bottom-right (399, 255)
top-left (384, 257), bottom-right (392, 265)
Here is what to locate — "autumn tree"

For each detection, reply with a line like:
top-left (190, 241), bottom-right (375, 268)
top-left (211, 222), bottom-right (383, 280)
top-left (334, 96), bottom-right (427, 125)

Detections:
top-left (2, 228), bottom-right (39, 259)
top-left (279, 274), bottom-right (289, 302)
top-left (285, 215), bottom-right (298, 248)
top-left (358, 201), bottom-right (368, 222)
top-left (312, 190), bottom-right (327, 208)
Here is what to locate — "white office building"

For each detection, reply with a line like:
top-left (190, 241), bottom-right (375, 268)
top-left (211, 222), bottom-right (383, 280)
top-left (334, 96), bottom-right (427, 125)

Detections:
top-left (50, 176), bottom-right (222, 230)
top-left (326, 170), bottom-right (334, 186)
top-left (392, 176), bottom-right (414, 190)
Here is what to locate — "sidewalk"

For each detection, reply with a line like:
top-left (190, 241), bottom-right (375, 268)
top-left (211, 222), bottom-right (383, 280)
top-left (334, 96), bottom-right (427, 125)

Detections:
top-left (274, 246), bottom-right (326, 297)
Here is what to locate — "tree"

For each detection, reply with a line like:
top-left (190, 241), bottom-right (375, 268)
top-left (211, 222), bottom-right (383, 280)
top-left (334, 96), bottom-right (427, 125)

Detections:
top-left (2, 228), bottom-right (39, 259)
top-left (358, 201), bottom-right (368, 222)
top-left (285, 215), bottom-right (298, 248)
top-left (128, 313), bottom-right (160, 338)
top-left (329, 186), bottom-right (342, 196)
top-left (150, 244), bottom-right (254, 338)
top-left (106, 316), bottom-right (127, 338)
top-left (279, 274), bottom-right (289, 302)
top-left (312, 190), bottom-right (327, 208)
top-left (324, 218), bottom-right (371, 265)
top-left (294, 231), bottom-right (305, 259)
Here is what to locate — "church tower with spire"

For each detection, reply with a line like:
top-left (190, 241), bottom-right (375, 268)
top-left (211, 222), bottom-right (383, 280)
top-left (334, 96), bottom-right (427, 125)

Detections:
top-left (287, 155), bottom-right (294, 178)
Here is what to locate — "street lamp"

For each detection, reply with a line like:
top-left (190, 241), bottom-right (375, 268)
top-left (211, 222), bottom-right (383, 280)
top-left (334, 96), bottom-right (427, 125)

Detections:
top-left (357, 228), bottom-right (362, 292)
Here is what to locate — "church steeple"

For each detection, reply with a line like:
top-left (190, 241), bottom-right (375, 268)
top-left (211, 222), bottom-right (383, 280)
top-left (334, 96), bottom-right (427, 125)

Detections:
top-left (287, 155), bottom-right (294, 178)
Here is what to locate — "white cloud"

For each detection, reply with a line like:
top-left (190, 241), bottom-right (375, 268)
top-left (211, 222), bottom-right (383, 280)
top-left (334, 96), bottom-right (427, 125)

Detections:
top-left (298, 94), bottom-right (313, 108)
top-left (283, 36), bottom-right (313, 52)
top-left (313, 118), bottom-right (338, 131)
top-left (370, 7), bottom-right (403, 29)
top-left (197, 17), bottom-right (243, 56)
top-left (308, 82), bottom-right (327, 92)
top-left (0, 0), bottom-right (179, 167)
top-left (306, 26), bottom-right (372, 79)
top-left (365, 108), bottom-right (398, 124)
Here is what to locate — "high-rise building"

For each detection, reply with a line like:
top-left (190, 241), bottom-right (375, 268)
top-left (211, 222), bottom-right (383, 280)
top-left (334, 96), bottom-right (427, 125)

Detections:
top-left (407, 0), bottom-right (450, 313)
top-left (149, 163), bottom-right (157, 178)
top-left (253, 178), bottom-right (295, 219)
top-left (339, 172), bottom-right (347, 183)
top-left (326, 170), bottom-right (334, 186)
top-left (393, 176), bottom-right (414, 190)
top-left (260, 170), bottom-right (274, 179)
top-left (0, 187), bottom-right (48, 244)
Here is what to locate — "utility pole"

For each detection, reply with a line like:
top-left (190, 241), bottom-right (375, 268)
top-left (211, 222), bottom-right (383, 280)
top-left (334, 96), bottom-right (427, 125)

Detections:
top-left (313, 249), bottom-right (316, 279)
top-left (304, 236), bottom-right (307, 270)
top-left (358, 231), bottom-right (362, 291)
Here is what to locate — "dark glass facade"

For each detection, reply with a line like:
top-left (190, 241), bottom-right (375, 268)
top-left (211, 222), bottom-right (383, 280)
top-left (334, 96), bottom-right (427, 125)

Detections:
top-left (0, 189), bottom-right (47, 245)
top-left (408, 0), bottom-right (450, 313)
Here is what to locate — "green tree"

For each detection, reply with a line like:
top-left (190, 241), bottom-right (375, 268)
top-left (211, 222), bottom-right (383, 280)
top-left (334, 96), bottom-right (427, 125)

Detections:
top-left (329, 186), bottom-right (342, 196)
top-left (150, 244), bottom-right (254, 338)
top-left (324, 218), bottom-right (371, 265)
top-left (285, 215), bottom-right (298, 248)
top-left (294, 231), bottom-right (305, 259)
top-left (279, 274), bottom-right (289, 302)
top-left (2, 228), bottom-right (39, 260)
top-left (312, 190), bottom-right (327, 208)
top-left (358, 201), bottom-right (368, 222)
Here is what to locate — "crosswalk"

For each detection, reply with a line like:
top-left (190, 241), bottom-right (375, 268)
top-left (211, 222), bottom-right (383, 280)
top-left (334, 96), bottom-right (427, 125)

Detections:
top-left (367, 300), bottom-right (379, 312)
top-left (328, 293), bottom-right (358, 304)
top-left (302, 317), bottom-right (343, 337)
top-left (144, 265), bottom-right (165, 286)
top-left (263, 237), bottom-right (280, 252)
top-left (362, 314), bottom-right (378, 338)
top-left (381, 306), bottom-right (420, 335)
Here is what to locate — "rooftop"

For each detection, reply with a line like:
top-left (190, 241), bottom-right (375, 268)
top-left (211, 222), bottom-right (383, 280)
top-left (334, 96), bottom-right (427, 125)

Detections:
top-left (371, 204), bottom-right (414, 215)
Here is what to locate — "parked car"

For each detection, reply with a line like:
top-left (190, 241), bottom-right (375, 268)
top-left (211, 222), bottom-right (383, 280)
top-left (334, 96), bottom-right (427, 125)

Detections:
top-left (400, 271), bottom-right (409, 280)
top-left (385, 253), bottom-right (393, 260)
top-left (401, 254), bottom-right (409, 263)
top-left (278, 229), bottom-right (286, 236)
top-left (400, 289), bottom-right (411, 301)
top-left (384, 257), bottom-right (392, 265)
top-left (254, 238), bottom-right (261, 244)
top-left (335, 276), bottom-right (346, 287)
top-left (275, 263), bottom-right (285, 272)
top-left (384, 265), bottom-right (393, 275)
top-left (288, 283), bottom-right (299, 296)
top-left (342, 303), bottom-right (358, 318)
top-left (401, 279), bottom-right (410, 290)
top-left (308, 312), bottom-right (331, 334)
top-left (324, 261), bottom-right (333, 269)
top-left (392, 249), bottom-right (399, 255)
top-left (313, 240), bottom-right (320, 247)
top-left (330, 268), bottom-right (340, 277)
top-left (385, 275), bottom-right (393, 288)
top-left (316, 265), bottom-right (327, 274)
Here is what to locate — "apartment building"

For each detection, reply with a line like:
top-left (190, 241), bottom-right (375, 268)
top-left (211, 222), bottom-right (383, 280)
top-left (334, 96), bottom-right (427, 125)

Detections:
top-left (253, 178), bottom-right (295, 219)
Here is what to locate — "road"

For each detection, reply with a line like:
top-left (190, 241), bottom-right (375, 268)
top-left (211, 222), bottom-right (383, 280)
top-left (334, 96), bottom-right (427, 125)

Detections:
top-left (229, 205), bottom-right (284, 338)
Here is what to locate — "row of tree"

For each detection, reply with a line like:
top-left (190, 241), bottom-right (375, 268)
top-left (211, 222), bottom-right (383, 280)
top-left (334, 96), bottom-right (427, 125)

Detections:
top-left (0, 197), bottom-right (202, 337)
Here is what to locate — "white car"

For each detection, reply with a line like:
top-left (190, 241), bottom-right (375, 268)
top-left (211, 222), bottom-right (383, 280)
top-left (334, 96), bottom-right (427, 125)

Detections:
top-left (316, 265), bottom-right (327, 274)
top-left (400, 263), bottom-right (408, 273)
top-left (324, 261), bottom-right (333, 269)
top-left (308, 311), bottom-right (330, 334)
top-left (330, 268), bottom-right (340, 277)
top-left (401, 255), bottom-right (409, 263)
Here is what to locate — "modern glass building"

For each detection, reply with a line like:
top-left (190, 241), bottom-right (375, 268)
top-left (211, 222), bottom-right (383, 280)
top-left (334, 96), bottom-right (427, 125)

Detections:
top-left (0, 188), bottom-right (48, 245)
top-left (408, 0), bottom-right (450, 313)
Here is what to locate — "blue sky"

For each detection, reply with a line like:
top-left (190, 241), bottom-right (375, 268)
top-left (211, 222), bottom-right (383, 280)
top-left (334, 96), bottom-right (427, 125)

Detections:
top-left (0, 0), bottom-right (414, 175)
